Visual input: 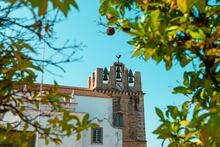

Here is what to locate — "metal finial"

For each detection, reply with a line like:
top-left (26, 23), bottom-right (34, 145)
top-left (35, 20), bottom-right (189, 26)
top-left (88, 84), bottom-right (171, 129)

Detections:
top-left (116, 54), bottom-right (122, 62)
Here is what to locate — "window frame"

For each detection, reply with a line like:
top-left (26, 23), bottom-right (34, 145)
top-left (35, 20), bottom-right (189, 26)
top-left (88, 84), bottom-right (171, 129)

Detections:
top-left (91, 127), bottom-right (103, 144)
top-left (113, 113), bottom-right (123, 128)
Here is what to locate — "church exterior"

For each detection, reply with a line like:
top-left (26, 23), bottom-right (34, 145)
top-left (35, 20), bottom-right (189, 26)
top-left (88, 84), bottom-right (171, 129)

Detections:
top-left (2, 61), bottom-right (147, 147)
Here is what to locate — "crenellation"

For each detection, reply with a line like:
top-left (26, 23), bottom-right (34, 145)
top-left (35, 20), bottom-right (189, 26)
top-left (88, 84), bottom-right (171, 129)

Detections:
top-left (95, 68), bottom-right (103, 89)
top-left (109, 65), bottom-right (116, 89)
top-left (134, 72), bottom-right (142, 92)
top-left (122, 68), bottom-right (128, 90)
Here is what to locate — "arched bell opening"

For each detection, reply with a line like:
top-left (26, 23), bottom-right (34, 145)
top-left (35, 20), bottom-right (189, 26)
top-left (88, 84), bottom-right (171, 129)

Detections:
top-left (116, 65), bottom-right (122, 82)
top-left (103, 67), bottom-right (109, 84)
top-left (128, 69), bottom-right (134, 87)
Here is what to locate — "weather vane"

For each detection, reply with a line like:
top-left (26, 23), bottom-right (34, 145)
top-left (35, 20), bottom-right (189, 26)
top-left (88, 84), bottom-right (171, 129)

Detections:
top-left (116, 54), bottom-right (122, 62)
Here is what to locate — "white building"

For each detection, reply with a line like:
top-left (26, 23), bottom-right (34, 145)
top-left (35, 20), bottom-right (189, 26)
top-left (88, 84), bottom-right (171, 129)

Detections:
top-left (1, 61), bottom-right (146, 147)
top-left (36, 92), bottom-right (123, 147)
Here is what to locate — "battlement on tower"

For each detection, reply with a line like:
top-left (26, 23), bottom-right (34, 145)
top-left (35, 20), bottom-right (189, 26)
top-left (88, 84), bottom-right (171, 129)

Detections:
top-left (88, 62), bottom-right (142, 92)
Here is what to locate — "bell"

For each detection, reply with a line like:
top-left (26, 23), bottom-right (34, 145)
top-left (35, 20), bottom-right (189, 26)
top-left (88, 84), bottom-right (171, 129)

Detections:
top-left (116, 65), bottom-right (121, 79)
top-left (128, 69), bottom-right (134, 83)
top-left (116, 71), bottom-right (121, 79)
top-left (116, 65), bottom-right (121, 72)
top-left (103, 67), bottom-right (108, 81)
top-left (103, 74), bottom-right (108, 81)
top-left (128, 77), bottom-right (133, 83)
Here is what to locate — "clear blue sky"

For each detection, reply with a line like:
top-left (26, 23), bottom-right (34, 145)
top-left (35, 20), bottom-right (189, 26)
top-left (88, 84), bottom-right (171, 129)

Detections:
top-left (40, 1), bottom-right (191, 146)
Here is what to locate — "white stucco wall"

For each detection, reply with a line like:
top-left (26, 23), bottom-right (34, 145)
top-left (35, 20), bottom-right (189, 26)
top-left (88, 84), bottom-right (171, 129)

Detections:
top-left (36, 94), bottom-right (124, 147)
top-left (75, 95), bottom-right (123, 147)
top-left (81, 119), bottom-right (122, 147)
top-left (2, 110), bottom-right (86, 147)
top-left (1, 95), bottom-right (123, 147)
top-left (75, 96), bottom-right (112, 120)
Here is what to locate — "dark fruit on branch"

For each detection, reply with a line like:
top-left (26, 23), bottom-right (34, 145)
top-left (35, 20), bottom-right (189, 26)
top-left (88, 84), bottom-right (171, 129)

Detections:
top-left (107, 27), bottom-right (115, 35)
top-left (122, 27), bottom-right (130, 32)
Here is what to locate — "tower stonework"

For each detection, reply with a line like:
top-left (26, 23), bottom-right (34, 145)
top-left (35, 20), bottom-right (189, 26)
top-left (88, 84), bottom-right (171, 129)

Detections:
top-left (88, 61), bottom-right (147, 147)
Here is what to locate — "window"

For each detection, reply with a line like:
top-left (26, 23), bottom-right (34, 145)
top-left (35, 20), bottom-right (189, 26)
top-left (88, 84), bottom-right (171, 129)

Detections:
top-left (114, 113), bottom-right (123, 127)
top-left (91, 128), bottom-right (103, 144)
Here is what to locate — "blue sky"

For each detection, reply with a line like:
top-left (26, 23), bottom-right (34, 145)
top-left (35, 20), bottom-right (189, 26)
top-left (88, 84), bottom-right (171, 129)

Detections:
top-left (40, 1), bottom-right (191, 146)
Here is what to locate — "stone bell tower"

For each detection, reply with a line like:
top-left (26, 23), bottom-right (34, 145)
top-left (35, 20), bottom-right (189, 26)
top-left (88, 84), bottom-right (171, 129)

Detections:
top-left (88, 60), bottom-right (147, 147)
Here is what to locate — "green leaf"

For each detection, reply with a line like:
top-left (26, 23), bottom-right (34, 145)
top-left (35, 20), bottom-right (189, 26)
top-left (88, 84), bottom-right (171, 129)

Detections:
top-left (76, 133), bottom-right (81, 140)
top-left (204, 78), bottom-right (212, 92)
top-left (166, 26), bottom-right (180, 32)
top-left (173, 86), bottom-right (192, 95)
top-left (152, 124), bottom-right (163, 134)
top-left (177, 0), bottom-right (196, 13)
top-left (155, 107), bottom-right (165, 120)
top-left (120, 4), bottom-right (125, 16)
top-left (144, 48), bottom-right (155, 61)
top-left (51, 0), bottom-right (78, 16)
top-left (132, 49), bottom-right (142, 58)
top-left (165, 60), bottom-right (172, 70)
top-left (69, 0), bottom-right (79, 10)
top-left (71, 115), bottom-right (81, 127)
top-left (188, 29), bottom-right (206, 40)
top-left (99, 0), bottom-right (109, 15)
top-left (156, 128), bottom-right (173, 139)
top-left (82, 114), bottom-right (89, 128)
top-left (88, 123), bottom-right (99, 128)
top-left (150, 10), bottom-right (160, 30)
top-left (182, 101), bottom-right (190, 110)
top-left (107, 7), bottom-right (118, 17)
top-left (183, 72), bottom-right (190, 86)
top-left (38, 0), bottom-right (48, 16)
top-left (180, 54), bottom-right (191, 67)
top-left (167, 106), bottom-right (179, 119)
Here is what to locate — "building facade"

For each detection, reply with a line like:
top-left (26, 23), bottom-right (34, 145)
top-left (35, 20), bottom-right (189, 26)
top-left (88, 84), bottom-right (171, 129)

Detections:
top-left (1, 61), bottom-right (147, 147)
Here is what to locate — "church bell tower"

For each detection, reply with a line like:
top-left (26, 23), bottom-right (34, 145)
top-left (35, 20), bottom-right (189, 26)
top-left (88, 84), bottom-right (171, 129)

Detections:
top-left (88, 60), bottom-right (147, 147)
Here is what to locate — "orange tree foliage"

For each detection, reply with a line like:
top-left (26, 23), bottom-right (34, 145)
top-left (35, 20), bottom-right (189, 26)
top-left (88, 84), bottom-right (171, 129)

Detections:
top-left (0, 1), bottom-right (97, 146)
top-left (99, 0), bottom-right (220, 146)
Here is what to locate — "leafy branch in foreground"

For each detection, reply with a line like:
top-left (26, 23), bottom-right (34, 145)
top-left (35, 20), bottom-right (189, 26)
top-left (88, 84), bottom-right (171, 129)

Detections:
top-left (0, 0), bottom-right (96, 146)
top-left (98, 0), bottom-right (220, 146)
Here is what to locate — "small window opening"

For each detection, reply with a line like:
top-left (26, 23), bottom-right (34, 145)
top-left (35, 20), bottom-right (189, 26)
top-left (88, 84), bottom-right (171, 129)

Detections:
top-left (91, 128), bottom-right (103, 144)
top-left (113, 113), bottom-right (123, 127)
